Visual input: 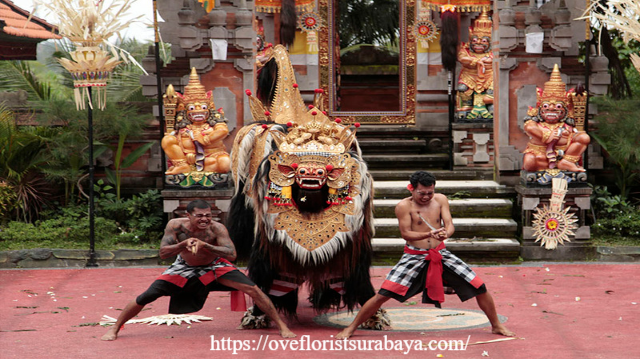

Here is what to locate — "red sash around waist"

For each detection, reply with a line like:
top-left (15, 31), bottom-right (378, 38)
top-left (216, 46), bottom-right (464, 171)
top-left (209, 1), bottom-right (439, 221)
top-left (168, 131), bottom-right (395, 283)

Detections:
top-left (404, 241), bottom-right (446, 304)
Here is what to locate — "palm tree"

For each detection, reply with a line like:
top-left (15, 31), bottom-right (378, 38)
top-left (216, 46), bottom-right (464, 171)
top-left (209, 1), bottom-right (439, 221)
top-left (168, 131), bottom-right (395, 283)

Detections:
top-left (0, 106), bottom-right (55, 222)
top-left (0, 60), bottom-right (63, 102)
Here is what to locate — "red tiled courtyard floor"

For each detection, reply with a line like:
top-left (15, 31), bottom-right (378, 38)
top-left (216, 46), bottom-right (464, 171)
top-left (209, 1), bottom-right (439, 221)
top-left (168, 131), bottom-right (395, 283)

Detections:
top-left (1, 263), bottom-right (639, 358)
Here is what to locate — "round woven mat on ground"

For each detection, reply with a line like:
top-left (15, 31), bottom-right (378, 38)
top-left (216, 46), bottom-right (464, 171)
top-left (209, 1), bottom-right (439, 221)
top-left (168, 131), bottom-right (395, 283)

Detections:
top-left (315, 307), bottom-right (507, 332)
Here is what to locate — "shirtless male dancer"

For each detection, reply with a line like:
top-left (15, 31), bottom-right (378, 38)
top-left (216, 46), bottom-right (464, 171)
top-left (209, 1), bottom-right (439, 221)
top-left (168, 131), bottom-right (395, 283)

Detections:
top-left (336, 171), bottom-right (514, 339)
top-left (102, 199), bottom-right (295, 340)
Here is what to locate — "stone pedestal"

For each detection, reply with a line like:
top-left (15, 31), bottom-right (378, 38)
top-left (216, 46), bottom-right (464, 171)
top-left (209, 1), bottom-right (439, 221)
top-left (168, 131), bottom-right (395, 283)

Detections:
top-left (162, 188), bottom-right (234, 223)
top-left (516, 184), bottom-right (595, 260)
top-left (452, 123), bottom-right (494, 168)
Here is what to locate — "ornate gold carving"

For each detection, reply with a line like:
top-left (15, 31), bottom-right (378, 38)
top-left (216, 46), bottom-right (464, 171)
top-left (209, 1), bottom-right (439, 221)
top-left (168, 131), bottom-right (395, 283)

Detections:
top-left (318, 0), bottom-right (416, 125)
top-left (250, 45), bottom-right (308, 124)
top-left (163, 84), bottom-right (178, 133)
top-left (568, 91), bottom-right (588, 132)
top-left (469, 9), bottom-right (492, 39)
top-left (538, 64), bottom-right (569, 106)
top-left (272, 208), bottom-right (349, 252)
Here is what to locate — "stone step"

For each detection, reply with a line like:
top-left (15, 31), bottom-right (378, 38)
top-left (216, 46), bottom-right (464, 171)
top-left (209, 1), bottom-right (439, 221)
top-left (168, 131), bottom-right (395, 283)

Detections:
top-left (372, 237), bottom-right (521, 252)
top-left (373, 180), bottom-right (515, 199)
top-left (356, 126), bottom-right (446, 138)
top-left (372, 238), bottom-right (521, 263)
top-left (373, 198), bottom-right (513, 219)
top-left (363, 153), bottom-right (449, 170)
top-left (369, 169), bottom-right (493, 181)
top-left (358, 138), bottom-right (427, 153)
top-left (373, 218), bottom-right (518, 239)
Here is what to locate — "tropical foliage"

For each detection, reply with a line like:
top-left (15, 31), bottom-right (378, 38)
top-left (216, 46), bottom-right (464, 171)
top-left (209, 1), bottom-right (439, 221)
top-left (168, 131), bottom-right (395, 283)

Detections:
top-left (337, 0), bottom-right (399, 49)
top-left (0, 106), bottom-right (57, 222)
top-left (0, 188), bottom-right (164, 250)
top-left (591, 96), bottom-right (640, 199)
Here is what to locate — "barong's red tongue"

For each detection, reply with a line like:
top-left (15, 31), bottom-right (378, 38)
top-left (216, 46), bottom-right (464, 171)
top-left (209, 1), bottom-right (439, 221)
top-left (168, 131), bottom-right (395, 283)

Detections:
top-left (405, 242), bottom-right (446, 304)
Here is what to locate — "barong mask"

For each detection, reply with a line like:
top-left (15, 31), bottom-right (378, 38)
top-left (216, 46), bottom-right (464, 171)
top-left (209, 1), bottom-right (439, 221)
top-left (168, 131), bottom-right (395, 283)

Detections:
top-left (269, 108), bottom-right (357, 191)
top-left (235, 45), bottom-right (367, 259)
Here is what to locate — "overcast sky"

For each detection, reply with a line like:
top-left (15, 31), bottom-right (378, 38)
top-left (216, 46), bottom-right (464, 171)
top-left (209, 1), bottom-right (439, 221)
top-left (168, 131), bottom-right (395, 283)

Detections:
top-left (11, 0), bottom-right (156, 42)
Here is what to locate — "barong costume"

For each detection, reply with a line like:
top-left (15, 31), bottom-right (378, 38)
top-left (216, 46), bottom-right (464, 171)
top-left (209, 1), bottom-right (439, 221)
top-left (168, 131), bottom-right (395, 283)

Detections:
top-left (379, 243), bottom-right (486, 307)
top-left (136, 255), bottom-right (252, 314)
top-left (228, 44), bottom-right (379, 322)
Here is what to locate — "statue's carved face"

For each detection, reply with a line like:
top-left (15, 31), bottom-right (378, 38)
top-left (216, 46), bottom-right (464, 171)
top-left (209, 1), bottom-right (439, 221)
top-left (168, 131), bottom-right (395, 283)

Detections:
top-left (470, 36), bottom-right (491, 54)
top-left (539, 101), bottom-right (567, 124)
top-left (187, 102), bottom-right (210, 123)
top-left (256, 34), bottom-right (265, 51)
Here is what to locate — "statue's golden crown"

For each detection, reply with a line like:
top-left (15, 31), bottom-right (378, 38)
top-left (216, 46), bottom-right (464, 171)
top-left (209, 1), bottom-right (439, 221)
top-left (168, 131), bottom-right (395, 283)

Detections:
top-left (178, 68), bottom-right (213, 107)
top-left (537, 64), bottom-right (569, 105)
top-left (469, 10), bottom-right (493, 39)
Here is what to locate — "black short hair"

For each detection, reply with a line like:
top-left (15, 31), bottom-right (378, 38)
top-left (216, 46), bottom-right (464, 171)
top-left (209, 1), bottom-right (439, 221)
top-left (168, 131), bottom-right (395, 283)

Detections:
top-left (186, 199), bottom-right (211, 213)
top-left (410, 171), bottom-right (436, 188)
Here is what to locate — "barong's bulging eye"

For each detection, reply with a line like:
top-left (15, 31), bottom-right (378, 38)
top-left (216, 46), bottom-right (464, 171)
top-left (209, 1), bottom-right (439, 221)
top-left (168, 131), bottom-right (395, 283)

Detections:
top-left (542, 104), bottom-right (550, 110)
top-left (555, 104), bottom-right (563, 110)
top-left (188, 105), bottom-right (196, 111)
top-left (316, 169), bottom-right (324, 176)
top-left (201, 105), bottom-right (208, 110)
top-left (299, 168), bottom-right (307, 175)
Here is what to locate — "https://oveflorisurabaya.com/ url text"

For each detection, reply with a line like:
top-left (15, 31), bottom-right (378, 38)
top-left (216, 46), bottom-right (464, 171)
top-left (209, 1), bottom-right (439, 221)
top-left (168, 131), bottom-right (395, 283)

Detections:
top-left (211, 334), bottom-right (471, 355)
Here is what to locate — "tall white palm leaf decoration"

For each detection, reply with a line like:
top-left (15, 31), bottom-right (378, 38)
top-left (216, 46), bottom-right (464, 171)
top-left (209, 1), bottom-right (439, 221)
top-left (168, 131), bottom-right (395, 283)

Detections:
top-left (581, 0), bottom-right (640, 74)
top-left (33, 0), bottom-right (144, 110)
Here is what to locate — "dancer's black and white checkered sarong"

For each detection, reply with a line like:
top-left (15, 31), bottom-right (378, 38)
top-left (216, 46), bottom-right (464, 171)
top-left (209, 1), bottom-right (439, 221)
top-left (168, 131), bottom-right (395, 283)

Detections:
top-left (136, 255), bottom-right (253, 314)
top-left (159, 255), bottom-right (239, 286)
top-left (379, 244), bottom-right (485, 307)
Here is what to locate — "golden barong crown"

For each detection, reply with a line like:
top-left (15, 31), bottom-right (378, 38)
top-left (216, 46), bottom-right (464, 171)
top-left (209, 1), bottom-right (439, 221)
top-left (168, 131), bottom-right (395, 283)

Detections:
top-left (271, 109), bottom-right (357, 155)
top-left (469, 9), bottom-right (492, 39)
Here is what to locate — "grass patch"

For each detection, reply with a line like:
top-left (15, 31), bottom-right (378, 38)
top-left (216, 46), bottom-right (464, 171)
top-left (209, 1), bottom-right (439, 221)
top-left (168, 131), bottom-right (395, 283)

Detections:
top-left (590, 235), bottom-right (640, 247)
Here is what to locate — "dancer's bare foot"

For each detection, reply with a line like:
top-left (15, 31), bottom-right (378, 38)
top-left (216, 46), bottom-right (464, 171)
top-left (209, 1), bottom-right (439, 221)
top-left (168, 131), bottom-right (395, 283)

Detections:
top-left (101, 327), bottom-right (119, 341)
top-left (557, 159), bottom-right (585, 172)
top-left (492, 324), bottom-right (516, 337)
top-left (279, 328), bottom-right (297, 338)
top-left (335, 328), bottom-right (354, 340)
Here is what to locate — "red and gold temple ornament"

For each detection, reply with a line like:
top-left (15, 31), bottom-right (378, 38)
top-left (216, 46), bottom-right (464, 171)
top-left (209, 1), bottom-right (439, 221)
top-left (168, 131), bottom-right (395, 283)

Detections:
top-left (415, 7), bottom-right (439, 48)
top-left (532, 178), bottom-right (578, 250)
top-left (423, 0), bottom-right (491, 12)
top-left (298, 12), bottom-right (322, 52)
top-left (254, 0), bottom-right (314, 13)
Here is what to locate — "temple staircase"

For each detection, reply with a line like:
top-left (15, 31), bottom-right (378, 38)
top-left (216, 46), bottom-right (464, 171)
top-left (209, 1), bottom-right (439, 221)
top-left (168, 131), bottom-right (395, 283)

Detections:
top-left (357, 127), bottom-right (521, 263)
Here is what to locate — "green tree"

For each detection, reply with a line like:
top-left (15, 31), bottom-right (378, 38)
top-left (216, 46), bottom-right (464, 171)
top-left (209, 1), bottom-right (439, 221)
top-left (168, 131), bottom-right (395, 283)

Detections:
top-left (591, 97), bottom-right (640, 199)
top-left (0, 106), bottom-right (56, 222)
top-left (0, 60), bottom-right (63, 102)
top-left (337, 0), bottom-right (399, 49)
